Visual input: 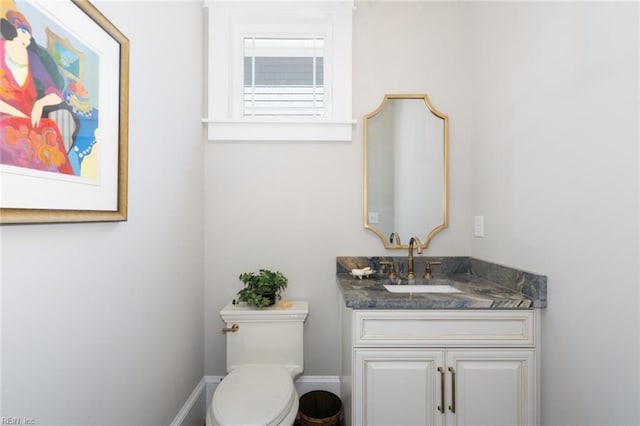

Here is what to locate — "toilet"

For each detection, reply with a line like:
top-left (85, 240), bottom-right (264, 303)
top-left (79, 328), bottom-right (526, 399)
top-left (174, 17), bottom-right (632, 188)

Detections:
top-left (206, 300), bottom-right (309, 426)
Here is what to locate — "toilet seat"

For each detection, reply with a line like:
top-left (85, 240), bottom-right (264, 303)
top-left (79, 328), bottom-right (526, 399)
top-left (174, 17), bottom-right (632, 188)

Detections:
top-left (211, 364), bottom-right (298, 426)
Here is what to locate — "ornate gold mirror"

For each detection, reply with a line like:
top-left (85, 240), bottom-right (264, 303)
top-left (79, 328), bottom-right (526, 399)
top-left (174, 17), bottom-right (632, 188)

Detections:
top-left (364, 94), bottom-right (448, 249)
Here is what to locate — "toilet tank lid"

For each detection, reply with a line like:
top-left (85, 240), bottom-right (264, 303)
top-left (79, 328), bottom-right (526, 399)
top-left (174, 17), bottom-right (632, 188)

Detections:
top-left (221, 300), bottom-right (309, 322)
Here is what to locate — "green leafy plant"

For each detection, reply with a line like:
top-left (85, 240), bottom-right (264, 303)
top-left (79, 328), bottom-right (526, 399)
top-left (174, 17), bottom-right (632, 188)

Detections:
top-left (237, 269), bottom-right (288, 308)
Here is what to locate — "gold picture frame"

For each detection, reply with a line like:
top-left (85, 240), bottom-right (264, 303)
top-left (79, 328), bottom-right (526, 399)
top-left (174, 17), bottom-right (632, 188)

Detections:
top-left (0, 0), bottom-right (129, 224)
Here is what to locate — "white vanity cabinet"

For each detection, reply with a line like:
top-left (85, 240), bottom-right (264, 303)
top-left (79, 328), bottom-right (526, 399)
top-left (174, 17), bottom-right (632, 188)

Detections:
top-left (340, 307), bottom-right (540, 426)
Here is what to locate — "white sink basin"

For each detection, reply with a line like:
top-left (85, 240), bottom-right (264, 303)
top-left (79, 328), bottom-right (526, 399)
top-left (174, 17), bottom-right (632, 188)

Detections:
top-left (383, 284), bottom-right (462, 294)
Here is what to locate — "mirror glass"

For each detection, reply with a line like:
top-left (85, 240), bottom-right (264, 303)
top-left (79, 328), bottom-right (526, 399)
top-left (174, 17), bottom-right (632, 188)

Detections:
top-left (364, 94), bottom-right (448, 249)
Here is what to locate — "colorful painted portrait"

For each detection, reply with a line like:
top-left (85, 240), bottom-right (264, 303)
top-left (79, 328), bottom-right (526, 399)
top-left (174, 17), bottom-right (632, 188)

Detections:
top-left (1, 0), bottom-right (100, 179)
top-left (0, 0), bottom-right (128, 223)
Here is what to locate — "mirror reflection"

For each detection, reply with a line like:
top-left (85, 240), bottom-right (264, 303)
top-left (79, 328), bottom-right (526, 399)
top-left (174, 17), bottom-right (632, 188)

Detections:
top-left (364, 94), bottom-right (448, 249)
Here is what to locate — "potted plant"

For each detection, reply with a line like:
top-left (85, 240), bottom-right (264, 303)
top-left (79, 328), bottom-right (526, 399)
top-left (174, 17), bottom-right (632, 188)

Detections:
top-left (237, 269), bottom-right (288, 308)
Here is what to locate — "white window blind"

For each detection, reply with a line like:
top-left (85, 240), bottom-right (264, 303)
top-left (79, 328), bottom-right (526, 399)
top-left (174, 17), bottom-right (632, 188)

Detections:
top-left (243, 38), bottom-right (324, 118)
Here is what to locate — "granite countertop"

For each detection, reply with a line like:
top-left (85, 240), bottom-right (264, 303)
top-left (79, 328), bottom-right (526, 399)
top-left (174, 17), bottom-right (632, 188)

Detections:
top-left (337, 256), bottom-right (547, 310)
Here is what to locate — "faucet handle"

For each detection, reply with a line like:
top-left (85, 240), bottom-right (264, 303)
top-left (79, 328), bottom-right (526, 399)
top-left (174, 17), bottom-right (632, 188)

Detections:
top-left (379, 261), bottom-right (397, 280)
top-left (424, 261), bottom-right (442, 279)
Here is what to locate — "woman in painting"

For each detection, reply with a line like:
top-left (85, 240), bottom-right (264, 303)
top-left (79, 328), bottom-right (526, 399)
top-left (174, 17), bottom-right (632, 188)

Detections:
top-left (0, 9), bottom-right (74, 175)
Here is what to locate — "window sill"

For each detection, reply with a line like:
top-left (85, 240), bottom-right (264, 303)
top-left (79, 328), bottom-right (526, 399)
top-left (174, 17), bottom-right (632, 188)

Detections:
top-left (203, 119), bottom-right (356, 142)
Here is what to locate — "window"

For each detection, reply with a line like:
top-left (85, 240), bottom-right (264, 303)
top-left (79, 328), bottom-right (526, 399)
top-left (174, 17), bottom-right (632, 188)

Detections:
top-left (243, 38), bottom-right (324, 118)
top-left (204, 1), bottom-right (354, 141)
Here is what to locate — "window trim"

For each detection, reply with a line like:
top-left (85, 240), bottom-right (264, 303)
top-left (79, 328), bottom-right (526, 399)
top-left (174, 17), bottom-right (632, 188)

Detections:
top-left (204, 0), bottom-right (355, 141)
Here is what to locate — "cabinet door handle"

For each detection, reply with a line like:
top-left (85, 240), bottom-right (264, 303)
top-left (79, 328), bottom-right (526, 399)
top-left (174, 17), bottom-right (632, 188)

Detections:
top-left (437, 367), bottom-right (445, 413)
top-left (448, 367), bottom-right (456, 413)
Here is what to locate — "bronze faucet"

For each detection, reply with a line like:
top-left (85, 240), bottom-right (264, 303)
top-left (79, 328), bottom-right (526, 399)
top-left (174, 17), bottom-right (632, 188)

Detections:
top-left (407, 236), bottom-right (423, 279)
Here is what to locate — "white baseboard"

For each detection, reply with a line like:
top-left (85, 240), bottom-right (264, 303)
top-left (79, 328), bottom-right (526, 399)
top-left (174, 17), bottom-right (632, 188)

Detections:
top-left (172, 375), bottom-right (341, 426)
top-left (294, 375), bottom-right (341, 397)
top-left (169, 377), bottom-right (205, 426)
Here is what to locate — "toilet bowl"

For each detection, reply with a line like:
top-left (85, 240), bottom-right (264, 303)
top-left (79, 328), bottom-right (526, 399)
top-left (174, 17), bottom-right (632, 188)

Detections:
top-left (207, 301), bottom-right (309, 426)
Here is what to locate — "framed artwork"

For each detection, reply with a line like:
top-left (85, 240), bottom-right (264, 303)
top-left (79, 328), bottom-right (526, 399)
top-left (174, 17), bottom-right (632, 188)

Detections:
top-left (0, 0), bottom-right (129, 224)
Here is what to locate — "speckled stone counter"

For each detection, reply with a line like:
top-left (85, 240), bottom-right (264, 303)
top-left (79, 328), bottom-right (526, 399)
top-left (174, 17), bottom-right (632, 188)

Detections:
top-left (337, 256), bottom-right (547, 309)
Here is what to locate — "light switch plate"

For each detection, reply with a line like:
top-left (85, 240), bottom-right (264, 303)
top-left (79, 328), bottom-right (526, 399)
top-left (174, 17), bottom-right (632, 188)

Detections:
top-left (474, 215), bottom-right (484, 237)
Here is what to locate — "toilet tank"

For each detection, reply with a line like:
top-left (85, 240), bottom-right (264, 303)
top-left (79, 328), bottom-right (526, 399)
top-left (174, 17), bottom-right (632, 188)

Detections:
top-left (221, 300), bottom-right (309, 375)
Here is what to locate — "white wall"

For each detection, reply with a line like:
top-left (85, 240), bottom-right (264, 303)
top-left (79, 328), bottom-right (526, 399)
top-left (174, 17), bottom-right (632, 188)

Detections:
top-left (0, 2), bottom-right (205, 425)
top-left (204, 1), bottom-right (473, 376)
top-left (468, 2), bottom-right (639, 425)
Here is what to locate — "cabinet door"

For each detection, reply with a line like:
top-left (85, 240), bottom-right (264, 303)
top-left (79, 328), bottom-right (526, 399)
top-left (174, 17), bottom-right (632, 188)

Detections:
top-left (354, 349), bottom-right (445, 426)
top-left (445, 350), bottom-right (536, 426)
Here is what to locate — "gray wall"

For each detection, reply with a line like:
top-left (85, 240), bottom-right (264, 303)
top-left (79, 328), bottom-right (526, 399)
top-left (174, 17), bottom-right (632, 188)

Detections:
top-left (204, 1), bottom-right (473, 378)
top-left (1, 2), bottom-right (204, 425)
top-left (468, 2), bottom-right (639, 425)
